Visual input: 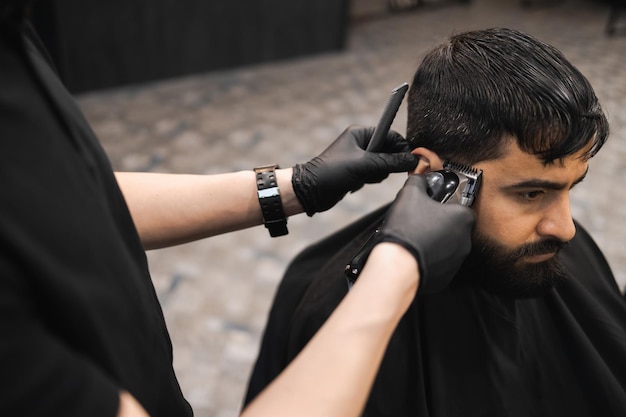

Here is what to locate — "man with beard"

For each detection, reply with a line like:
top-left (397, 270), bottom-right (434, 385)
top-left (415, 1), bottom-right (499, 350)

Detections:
top-left (244, 28), bottom-right (626, 416)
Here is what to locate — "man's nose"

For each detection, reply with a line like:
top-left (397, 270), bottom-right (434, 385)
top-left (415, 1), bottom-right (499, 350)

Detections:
top-left (536, 194), bottom-right (576, 243)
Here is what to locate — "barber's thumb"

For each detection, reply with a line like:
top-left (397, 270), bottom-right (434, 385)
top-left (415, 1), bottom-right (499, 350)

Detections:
top-left (400, 173), bottom-right (429, 194)
top-left (418, 203), bottom-right (475, 293)
top-left (381, 175), bottom-right (429, 230)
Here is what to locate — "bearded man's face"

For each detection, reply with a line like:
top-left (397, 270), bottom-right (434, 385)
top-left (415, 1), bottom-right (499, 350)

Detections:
top-left (453, 139), bottom-right (589, 298)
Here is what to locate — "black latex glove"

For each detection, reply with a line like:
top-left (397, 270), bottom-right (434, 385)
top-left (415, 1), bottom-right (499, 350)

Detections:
top-left (379, 175), bottom-right (475, 293)
top-left (292, 125), bottom-right (418, 216)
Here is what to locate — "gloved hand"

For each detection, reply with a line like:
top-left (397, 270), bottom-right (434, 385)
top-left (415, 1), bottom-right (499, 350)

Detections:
top-left (292, 125), bottom-right (418, 216)
top-left (378, 175), bottom-right (475, 293)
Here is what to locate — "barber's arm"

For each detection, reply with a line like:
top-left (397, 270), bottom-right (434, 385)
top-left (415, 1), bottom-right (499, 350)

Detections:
top-left (241, 175), bottom-right (475, 417)
top-left (116, 126), bottom-right (417, 249)
top-left (115, 169), bottom-right (293, 249)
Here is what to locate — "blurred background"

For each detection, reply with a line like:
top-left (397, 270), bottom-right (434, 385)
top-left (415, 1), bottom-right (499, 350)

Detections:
top-left (32, 0), bottom-right (626, 416)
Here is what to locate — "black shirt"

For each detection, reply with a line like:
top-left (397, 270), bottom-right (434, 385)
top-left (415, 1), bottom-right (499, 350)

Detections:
top-left (0, 16), bottom-right (192, 417)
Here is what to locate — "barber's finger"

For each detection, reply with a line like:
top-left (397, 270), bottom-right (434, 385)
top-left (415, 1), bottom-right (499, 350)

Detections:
top-left (360, 153), bottom-right (418, 178)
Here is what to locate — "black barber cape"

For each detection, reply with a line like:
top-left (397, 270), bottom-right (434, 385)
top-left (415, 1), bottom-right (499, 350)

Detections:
top-left (245, 205), bottom-right (626, 417)
top-left (0, 16), bottom-right (192, 417)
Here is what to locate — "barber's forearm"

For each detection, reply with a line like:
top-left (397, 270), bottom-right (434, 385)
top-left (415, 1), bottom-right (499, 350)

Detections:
top-left (242, 243), bottom-right (419, 417)
top-left (115, 169), bottom-right (303, 250)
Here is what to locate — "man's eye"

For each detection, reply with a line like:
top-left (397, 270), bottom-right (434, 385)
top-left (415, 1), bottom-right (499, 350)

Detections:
top-left (519, 190), bottom-right (544, 201)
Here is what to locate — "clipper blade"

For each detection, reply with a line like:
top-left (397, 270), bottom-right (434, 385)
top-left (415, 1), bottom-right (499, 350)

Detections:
top-left (442, 160), bottom-right (483, 207)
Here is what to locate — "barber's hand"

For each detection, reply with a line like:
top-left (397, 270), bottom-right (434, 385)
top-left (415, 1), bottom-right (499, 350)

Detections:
top-left (379, 175), bottom-right (475, 293)
top-left (292, 125), bottom-right (418, 216)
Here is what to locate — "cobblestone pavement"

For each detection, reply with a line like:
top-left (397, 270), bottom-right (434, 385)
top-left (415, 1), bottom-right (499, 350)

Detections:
top-left (76, 1), bottom-right (626, 416)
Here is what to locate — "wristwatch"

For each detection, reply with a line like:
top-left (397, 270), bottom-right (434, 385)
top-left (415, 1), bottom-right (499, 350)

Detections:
top-left (254, 164), bottom-right (288, 237)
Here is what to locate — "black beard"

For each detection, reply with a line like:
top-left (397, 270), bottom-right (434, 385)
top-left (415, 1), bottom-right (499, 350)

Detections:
top-left (456, 231), bottom-right (569, 299)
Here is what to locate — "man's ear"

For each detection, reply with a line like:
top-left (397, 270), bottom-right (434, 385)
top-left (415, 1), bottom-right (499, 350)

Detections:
top-left (410, 148), bottom-right (445, 175)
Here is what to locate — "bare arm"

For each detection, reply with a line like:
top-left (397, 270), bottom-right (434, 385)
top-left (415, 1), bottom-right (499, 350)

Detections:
top-left (115, 169), bottom-right (302, 250)
top-left (241, 243), bottom-right (419, 417)
top-left (115, 127), bottom-right (419, 250)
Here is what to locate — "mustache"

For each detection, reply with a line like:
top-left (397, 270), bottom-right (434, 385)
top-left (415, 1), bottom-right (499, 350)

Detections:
top-left (512, 238), bottom-right (568, 258)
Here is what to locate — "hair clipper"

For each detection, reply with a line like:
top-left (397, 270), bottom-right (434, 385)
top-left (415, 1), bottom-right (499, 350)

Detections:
top-left (344, 161), bottom-right (482, 288)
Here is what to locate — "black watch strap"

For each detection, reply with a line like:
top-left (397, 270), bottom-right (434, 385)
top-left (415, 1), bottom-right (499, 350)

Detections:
top-left (254, 164), bottom-right (288, 237)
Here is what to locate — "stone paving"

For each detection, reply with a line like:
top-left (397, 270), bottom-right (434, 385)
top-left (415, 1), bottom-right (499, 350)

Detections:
top-left (76, 1), bottom-right (626, 416)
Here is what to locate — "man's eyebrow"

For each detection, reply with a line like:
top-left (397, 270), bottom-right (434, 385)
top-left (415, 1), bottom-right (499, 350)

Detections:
top-left (504, 167), bottom-right (589, 191)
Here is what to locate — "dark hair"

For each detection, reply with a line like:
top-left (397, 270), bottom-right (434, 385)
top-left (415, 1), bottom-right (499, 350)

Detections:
top-left (406, 27), bottom-right (608, 165)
